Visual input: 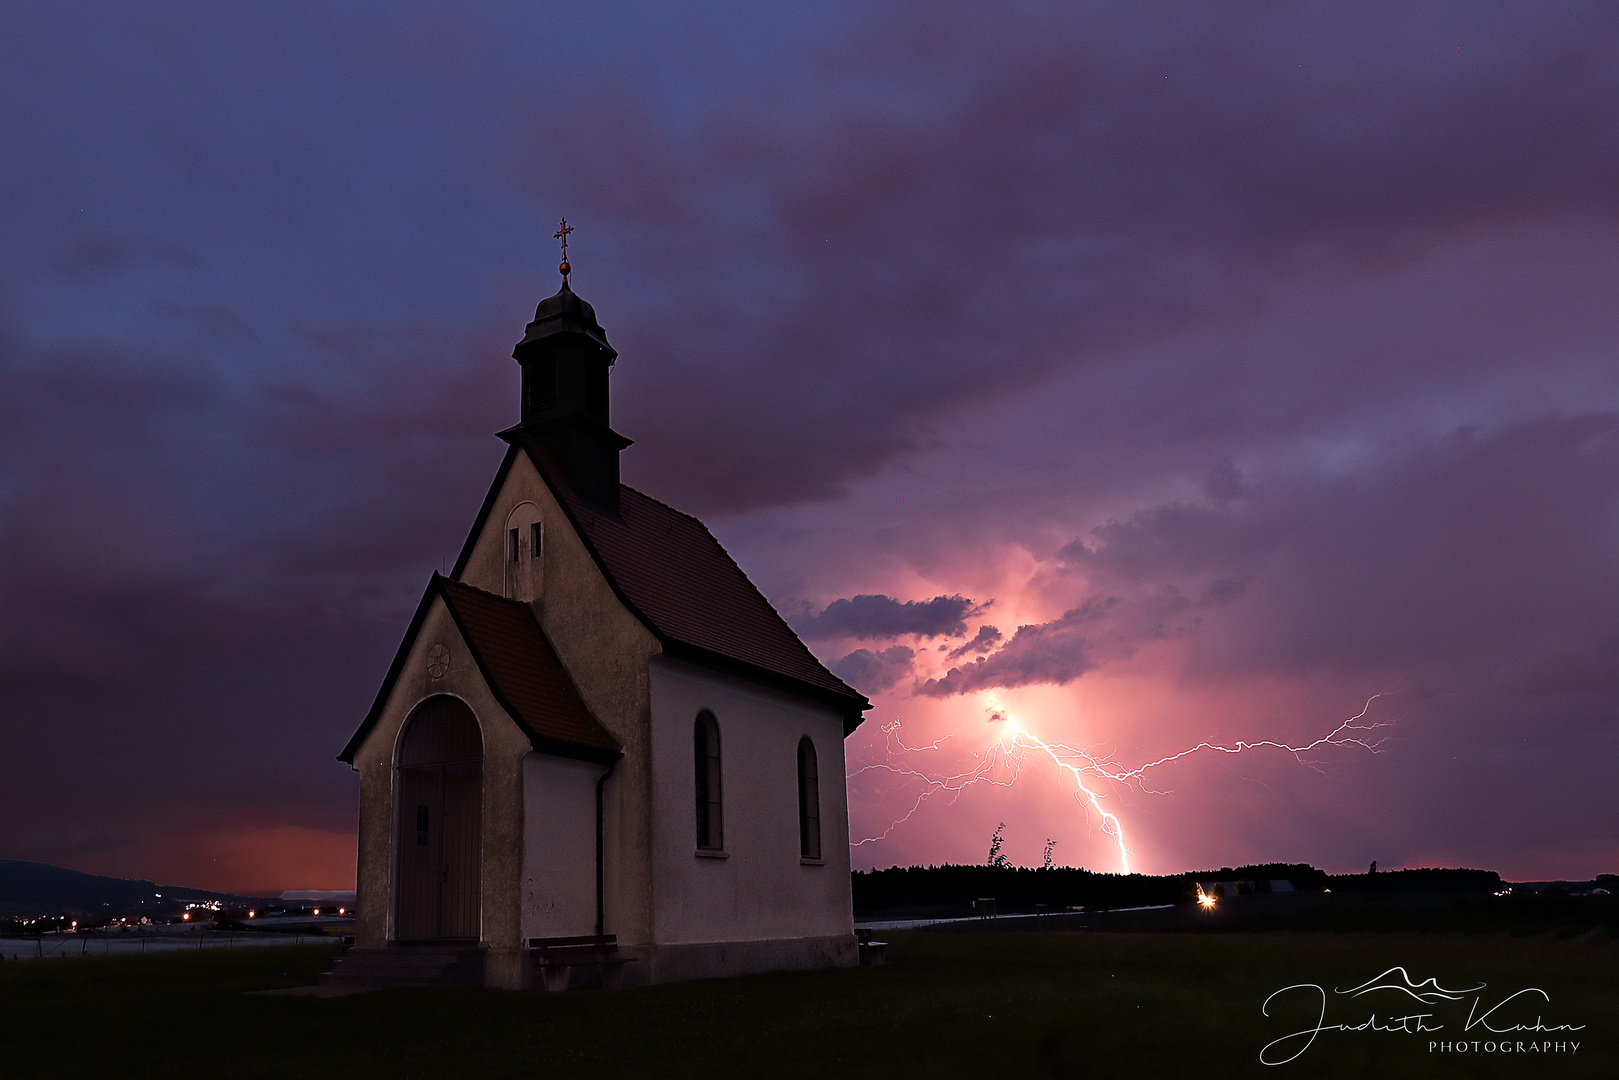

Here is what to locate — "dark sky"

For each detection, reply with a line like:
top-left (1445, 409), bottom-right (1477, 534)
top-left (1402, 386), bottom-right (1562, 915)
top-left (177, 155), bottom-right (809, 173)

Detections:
top-left (4, 2), bottom-right (1618, 890)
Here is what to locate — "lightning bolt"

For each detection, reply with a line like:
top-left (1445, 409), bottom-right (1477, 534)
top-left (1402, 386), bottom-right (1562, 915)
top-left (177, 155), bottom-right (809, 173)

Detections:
top-left (851, 696), bottom-right (1392, 874)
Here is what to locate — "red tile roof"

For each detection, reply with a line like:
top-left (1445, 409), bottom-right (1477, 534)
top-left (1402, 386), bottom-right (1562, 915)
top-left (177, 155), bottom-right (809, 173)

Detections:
top-left (456, 437), bottom-right (869, 729)
top-left (339, 574), bottom-right (619, 764)
top-left (438, 577), bottom-right (621, 760)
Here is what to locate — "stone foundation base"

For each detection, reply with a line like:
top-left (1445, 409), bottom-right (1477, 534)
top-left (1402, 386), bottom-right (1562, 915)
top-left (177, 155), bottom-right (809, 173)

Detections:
top-left (484, 945), bottom-right (528, 990)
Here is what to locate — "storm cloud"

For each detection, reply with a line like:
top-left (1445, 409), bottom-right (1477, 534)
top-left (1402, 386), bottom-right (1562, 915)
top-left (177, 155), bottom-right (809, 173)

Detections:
top-left (913, 411), bottom-right (1619, 703)
top-left (830, 646), bottom-right (917, 695)
top-left (920, 606), bottom-right (1104, 698)
top-left (945, 624), bottom-right (1002, 661)
top-left (4, 2), bottom-right (1619, 884)
top-left (561, 2), bottom-right (1619, 511)
top-left (796, 594), bottom-right (985, 641)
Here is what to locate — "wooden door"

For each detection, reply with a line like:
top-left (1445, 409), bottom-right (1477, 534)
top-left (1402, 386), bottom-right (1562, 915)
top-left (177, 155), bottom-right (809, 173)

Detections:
top-left (395, 696), bottom-right (482, 941)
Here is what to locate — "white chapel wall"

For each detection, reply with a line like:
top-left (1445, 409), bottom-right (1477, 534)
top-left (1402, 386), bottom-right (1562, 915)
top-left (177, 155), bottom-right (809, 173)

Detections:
top-left (519, 754), bottom-right (601, 940)
top-left (647, 656), bottom-right (854, 946)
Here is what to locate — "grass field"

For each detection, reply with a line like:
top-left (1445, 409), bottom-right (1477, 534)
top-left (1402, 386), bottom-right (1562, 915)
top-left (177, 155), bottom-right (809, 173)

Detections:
top-left (0, 929), bottom-right (1611, 1078)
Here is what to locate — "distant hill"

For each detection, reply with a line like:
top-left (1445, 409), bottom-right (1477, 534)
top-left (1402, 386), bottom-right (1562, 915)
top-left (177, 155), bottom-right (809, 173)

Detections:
top-left (0, 859), bottom-right (278, 920)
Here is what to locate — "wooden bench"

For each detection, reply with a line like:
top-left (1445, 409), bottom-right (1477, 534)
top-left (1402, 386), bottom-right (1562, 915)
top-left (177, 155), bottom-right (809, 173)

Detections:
top-left (527, 934), bottom-right (638, 991)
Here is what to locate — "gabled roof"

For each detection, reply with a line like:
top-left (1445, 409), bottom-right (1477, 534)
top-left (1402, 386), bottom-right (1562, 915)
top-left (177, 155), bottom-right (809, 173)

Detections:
top-left (451, 436), bottom-right (869, 731)
top-left (339, 573), bottom-right (620, 765)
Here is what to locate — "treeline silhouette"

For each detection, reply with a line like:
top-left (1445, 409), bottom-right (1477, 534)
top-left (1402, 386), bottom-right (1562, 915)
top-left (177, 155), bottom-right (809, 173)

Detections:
top-left (852, 863), bottom-right (1506, 915)
top-left (853, 863), bottom-right (1313, 914)
top-left (1328, 867), bottom-right (1502, 893)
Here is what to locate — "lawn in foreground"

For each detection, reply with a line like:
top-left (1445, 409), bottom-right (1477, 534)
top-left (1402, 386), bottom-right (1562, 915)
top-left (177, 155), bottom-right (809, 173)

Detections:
top-left (0, 930), bottom-right (1611, 1079)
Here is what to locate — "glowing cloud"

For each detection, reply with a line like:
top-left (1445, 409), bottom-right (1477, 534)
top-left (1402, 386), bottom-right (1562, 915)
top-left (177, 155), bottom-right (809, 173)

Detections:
top-left (853, 696), bottom-right (1390, 874)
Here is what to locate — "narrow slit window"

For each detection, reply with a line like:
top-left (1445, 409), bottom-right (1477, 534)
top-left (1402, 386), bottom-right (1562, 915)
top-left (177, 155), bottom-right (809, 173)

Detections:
top-left (798, 737), bottom-right (820, 860)
top-left (507, 527), bottom-right (520, 562)
top-left (529, 521), bottom-right (543, 560)
top-left (694, 711), bottom-right (723, 850)
top-left (416, 805), bottom-right (430, 846)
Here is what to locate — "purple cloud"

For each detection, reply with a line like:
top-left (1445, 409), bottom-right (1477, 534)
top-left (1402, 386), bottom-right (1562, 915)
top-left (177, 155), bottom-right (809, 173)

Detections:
top-left (5, 1), bottom-right (1619, 885)
top-left (946, 624), bottom-right (1002, 660)
top-left (797, 594), bottom-right (985, 641)
top-left (830, 645), bottom-right (917, 694)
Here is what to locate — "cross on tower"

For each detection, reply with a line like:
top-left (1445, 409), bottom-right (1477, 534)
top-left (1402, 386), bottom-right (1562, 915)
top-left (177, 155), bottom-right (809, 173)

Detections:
top-left (554, 218), bottom-right (574, 281)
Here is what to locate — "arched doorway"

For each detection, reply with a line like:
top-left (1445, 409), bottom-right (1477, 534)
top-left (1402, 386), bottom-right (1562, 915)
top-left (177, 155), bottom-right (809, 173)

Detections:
top-left (395, 696), bottom-right (483, 941)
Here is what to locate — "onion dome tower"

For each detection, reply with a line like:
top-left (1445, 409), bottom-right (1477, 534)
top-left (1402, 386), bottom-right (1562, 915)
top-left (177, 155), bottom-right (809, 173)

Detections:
top-left (502, 219), bottom-right (631, 512)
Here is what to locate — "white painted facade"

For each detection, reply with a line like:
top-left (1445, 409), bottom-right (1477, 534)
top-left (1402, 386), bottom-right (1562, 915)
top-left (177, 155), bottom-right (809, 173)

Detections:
top-left (348, 449), bottom-right (861, 987)
top-left (647, 656), bottom-right (853, 947)
top-left (520, 754), bottom-right (601, 941)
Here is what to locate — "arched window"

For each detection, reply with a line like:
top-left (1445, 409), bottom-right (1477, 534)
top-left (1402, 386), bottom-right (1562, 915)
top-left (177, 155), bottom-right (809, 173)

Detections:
top-left (694, 711), bottom-right (723, 850)
top-left (797, 736), bottom-right (821, 860)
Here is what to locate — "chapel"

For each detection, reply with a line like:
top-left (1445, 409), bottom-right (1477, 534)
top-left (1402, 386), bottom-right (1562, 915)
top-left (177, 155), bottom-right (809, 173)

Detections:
top-left (334, 244), bottom-right (869, 990)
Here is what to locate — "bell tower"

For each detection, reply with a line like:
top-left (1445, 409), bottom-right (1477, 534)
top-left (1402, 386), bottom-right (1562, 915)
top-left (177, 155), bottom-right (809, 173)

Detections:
top-left (503, 220), bottom-right (631, 512)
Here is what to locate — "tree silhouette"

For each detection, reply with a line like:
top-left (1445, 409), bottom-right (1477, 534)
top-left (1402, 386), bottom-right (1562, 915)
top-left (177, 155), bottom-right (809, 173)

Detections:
top-left (986, 823), bottom-right (1009, 868)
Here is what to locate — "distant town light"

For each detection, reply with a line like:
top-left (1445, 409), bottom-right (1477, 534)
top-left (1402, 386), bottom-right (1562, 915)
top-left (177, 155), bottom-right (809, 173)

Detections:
top-left (247, 910), bottom-right (256, 918)
top-left (312, 908), bottom-right (320, 916)
top-left (337, 907), bottom-right (345, 915)
top-left (181, 913), bottom-right (190, 921)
